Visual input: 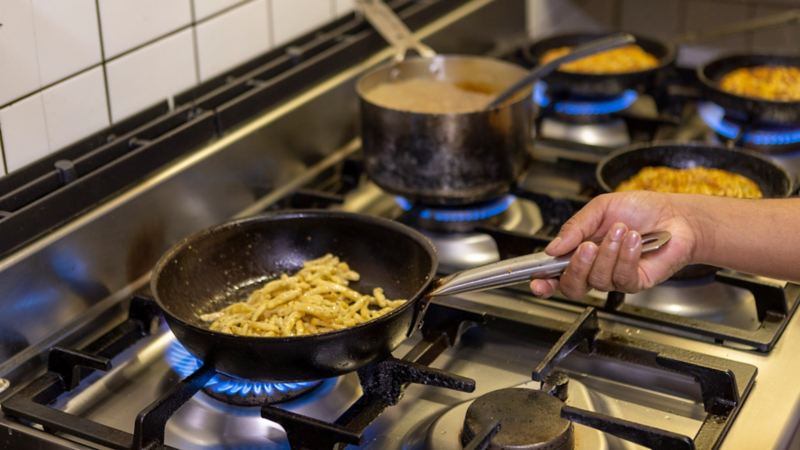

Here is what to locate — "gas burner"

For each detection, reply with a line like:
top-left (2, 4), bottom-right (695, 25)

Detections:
top-left (395, 195), bottom-right (515, 224)
top-left (539, 116), bottom-right (630, 147)
top-left (622, 275), bottom-right (759, 330)
top-left (461, 388), bottom-right (573, 450)
top-left (533, 82), bottom-right (639, 116)
top-left (699, 102), bottom-right (800, 150)
top-left (165, 341), bottom-right (322, 406)
top-left (397, 196), bottom-right (543, 272)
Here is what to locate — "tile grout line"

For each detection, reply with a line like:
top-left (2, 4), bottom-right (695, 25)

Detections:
top-left (189, 0), bottom-right (202, 90)
top-left (27, 1), bottom-right (52, 155)
top-left (95, 0), bottom-right (113, 126)
top-left (0, 127), bottom-right (8, 175)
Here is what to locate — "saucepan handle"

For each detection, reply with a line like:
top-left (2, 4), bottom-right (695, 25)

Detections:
top-left (429, 231), bottom-right (672, 297)
top-left (356, 0), bottom-right (436, 62)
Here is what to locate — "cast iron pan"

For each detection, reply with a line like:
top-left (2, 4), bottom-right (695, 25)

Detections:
top-left (151, 211), bottom-right (437, 381)
top-left (698, 54), bottom-right (800, 125)
top-left (597, 142), bottom-right (793, 278)
top-left (524, 32), bottom-right (675, 97)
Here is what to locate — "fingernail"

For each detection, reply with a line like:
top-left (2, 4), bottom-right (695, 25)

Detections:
top-left (530, 280), bottom-right (543, 297)
top-left (610, 223), bottom-right (626, 242)
top-left (580, 243), bottom-right (597, 262)
top-left (545, 236), bottom-right (561, 252)
top-left (625, 231), bottom-right (641, 250)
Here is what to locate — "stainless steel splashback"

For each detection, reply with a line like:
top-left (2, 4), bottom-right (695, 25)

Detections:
top-left (0, 0), bottom-right (527, 378)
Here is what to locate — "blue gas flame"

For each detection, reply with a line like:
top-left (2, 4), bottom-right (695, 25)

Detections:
top-left (698, 102), bottom-right (800, 146)
top-left (533, 81), bottom-right (638, 116)
top-left (395, 195), bottom-right (515, 222)
top-left (165, 340), bottom-right (319, 398)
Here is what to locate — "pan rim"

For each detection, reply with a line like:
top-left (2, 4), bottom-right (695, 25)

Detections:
top-left (595, 140), bottom-right (794, 195)
top-left (355, 54), bottom-right (533, 114)
top-left (697, 52), bottom-right (800, 106)
top-left (151, 209), bottom-right (439, 344)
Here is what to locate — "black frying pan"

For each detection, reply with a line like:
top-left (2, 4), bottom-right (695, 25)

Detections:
top-left (151, 211), bottom-right (438, 381)
top-left (698, 54), bottom-right (800, 125)
top-left (597, 142), bottom-right (793, 197)
top-left (524, 32), bottom-right (676, 97)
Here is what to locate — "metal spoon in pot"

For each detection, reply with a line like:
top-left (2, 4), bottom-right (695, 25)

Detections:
top-left (429, 231), bottom-right (671, 297)
top-left (485, 32), bottom-right (637, 110)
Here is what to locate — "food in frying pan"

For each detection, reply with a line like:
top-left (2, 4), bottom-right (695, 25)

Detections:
top-left (540, 44), bottom-right (658, 74)
top-left (615, 166), bottom-right (762, 198)
top-left (365, 78), bottom-right (495, 113)
top-left (199, 254), bottom-right (406, 337)
top-left (719, 65), bottom-right (800, 101)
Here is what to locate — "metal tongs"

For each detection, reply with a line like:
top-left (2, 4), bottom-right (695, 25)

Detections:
top-left (429, 231), bottom-right (672, 297)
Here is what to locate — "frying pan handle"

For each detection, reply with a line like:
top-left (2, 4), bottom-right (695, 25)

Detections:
top-left (429, 231), bottom-right (671, 297)
top-left (356, 0), bottom-right (436, 62)
top-left (407, 297), bottom-right (431, 337)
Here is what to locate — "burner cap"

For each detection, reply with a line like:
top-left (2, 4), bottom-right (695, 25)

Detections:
top-left (461, 388), bottom-right (573, 450)
top-left (165, 340), bottom-right (322, 406)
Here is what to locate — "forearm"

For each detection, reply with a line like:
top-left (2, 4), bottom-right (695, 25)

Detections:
top-left (676, 194), bottom-right (800, 281)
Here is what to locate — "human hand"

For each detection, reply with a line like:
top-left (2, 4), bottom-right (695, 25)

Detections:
top-left (529, 191), bottom-right (700, 299)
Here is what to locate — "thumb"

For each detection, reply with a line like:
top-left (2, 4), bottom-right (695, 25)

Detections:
top-left (545, 195), bottom-right (608, 256)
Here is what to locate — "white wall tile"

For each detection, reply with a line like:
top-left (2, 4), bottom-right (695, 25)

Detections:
top-left (271, 0), bottom-right (334, 46)
top-left (194, 0), bottom-right (246, 21)
top-left (0, 0), bottom-right (41, 105)
top-left (98, 0), bottom-right (193, 58)
top-left (42, 68), bottom-right (109, 151)
top-left (0, 94), bottom-right (50, 172)
top-left (106, 29), bottom-right (198, 122)
top-left (196, 0), bottom-right (271, 81)
top-left (334, 0), bottom-right (355, 16)
top-left (31, 0), bottom-right (102, 86)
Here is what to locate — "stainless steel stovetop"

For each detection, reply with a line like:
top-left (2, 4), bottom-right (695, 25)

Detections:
top-left (2, 1), bottom-right (800, 449)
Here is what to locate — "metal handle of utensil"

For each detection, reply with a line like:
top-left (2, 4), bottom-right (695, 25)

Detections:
top-left (429, 231), bottom-right (671, 297)
top-left (356, 0), bottom-right (436, 62)
top-left (674, 9), bottom-right (800, 45)
top-left (485, 32), bottom-right (636, 109)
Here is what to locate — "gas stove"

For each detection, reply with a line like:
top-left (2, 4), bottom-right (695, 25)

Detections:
top-left (1, 1), bottom-right (800, 449)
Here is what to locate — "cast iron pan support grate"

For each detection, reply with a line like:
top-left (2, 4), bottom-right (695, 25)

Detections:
top-left (260, 327), bottom-right (477, 450)
top-left (1, 295), bottom-right (177, 450)
top-left (531, 305), bottom-right (745, 449)
top-left (532, 307), bottom-right (599, 382)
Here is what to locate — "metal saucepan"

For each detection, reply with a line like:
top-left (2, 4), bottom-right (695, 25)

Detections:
top-left (524, 32), bottom-right (676, 97)
top-left (151, 211), bottom-right (669, 381)
top-left (596, 142), bottom-right (792, 278)
top-left (698, 54), bottom-right (800, 125)
top-left (355, 0), bottom-right (633, 206)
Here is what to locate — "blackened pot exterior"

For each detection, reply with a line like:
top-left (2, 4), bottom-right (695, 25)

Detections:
top-left (357, 56), bottom-right (533, 206)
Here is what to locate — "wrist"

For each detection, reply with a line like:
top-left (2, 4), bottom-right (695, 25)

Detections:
top-left (672, 194), bottom-right (716, 265)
